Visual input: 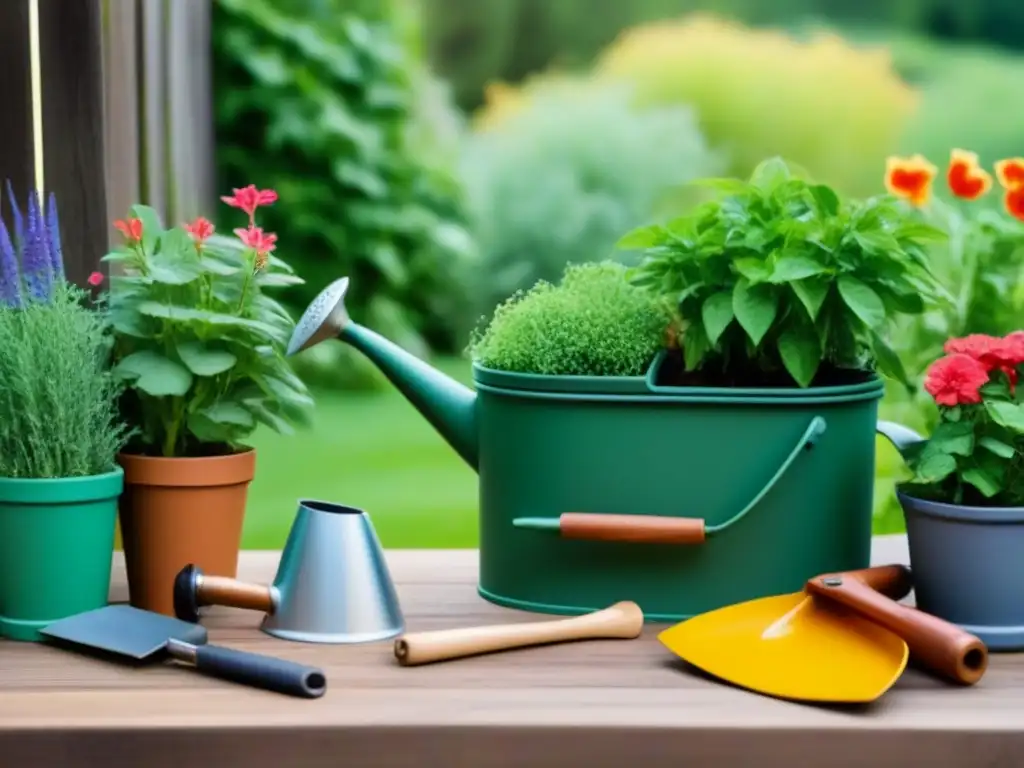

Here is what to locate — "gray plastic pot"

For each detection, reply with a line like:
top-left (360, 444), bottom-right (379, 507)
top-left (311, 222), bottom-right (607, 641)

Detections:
top-left (898, 490), bottom-right (1024, 651)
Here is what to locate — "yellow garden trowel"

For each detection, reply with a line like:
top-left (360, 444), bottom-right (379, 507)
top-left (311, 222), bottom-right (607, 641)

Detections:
top-left (659, 565), bottom-right (988, 704)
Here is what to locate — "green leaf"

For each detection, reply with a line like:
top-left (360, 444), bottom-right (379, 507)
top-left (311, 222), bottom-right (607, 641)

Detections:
top-left (749, 156), bottom-right (790, 190)
top-left (778, 323), bottom-right (821, 387)
top-left (732, 279), bottom-right (778, 346)
top-left (177, 342), bottom-right (238, 376)
top-left (701, 292), bottom-right (734, 345)
top-left (837, 276), bottom-right (885, 328)
top-left (197, 402), bottom-right (254, 427)
top-left (810, 184), bottom-right (839, 215)
top-left (129, 204), bottom-right (163, 255)
top-left (915, 452), bottom-right (957, 483)
top-left (870, 330), bottom-right (909, 386)
top-left (616, 224), bottom-right (666, 250)
top-left (895, 221), bottom-right (948, 243)
top-left (113, 350), bottom-right (193, 397)
top-left (852, 230), bottom-right (900, 255)
top-left (791, 278), bottom-right (830, 320)
top-left (243, 400), bottom-right (295, 436)
top-left (733, 257), bottom-right (772, 283)
top-left (985, 401), bottom-right (1024, 433)
top-left (136, 302), bottom-right (287, 344)
top-left (689, 177), bottom-right (751, 194)
top-left (769, 252), bottom-right (828, 283)
top-left (962, 467), bottom-right (1001, 498)
top-left (682, 322), bottom-right (711, 371)
top-left (929, 421), bottom-right (975, 456)
top-left (149, 258), bottom-right (203, 285)
top-left (979, 436), bottom-right (1016, 459)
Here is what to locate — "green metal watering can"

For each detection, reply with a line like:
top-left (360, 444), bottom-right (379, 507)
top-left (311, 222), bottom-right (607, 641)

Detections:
top-left (287, 276), bottom-right (923, 621)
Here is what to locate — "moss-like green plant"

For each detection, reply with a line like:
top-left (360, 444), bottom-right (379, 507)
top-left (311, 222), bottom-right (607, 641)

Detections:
top-left (467, 261), bottom-right (674, 376)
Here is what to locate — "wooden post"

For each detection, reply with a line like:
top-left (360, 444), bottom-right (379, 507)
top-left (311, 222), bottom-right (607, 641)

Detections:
top-left (102, 0), bottom-right (141, 235)
top-left (38, 0), bottom-right (109, 288)
top-left (0, 0), bottom-right (35, 223)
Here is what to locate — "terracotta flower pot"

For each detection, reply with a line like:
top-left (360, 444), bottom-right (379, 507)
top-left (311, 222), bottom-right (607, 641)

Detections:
top-left (117, 449), bottom-right (256, 616)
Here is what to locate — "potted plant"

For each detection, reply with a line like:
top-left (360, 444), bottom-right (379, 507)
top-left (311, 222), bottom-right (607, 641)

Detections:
top-left (896, 331), bottom-right (1024, 650)
top-left (101, 184), bottom-right (314, 616)
top-left (0, 185), bottom-right (130, 641)
top-left (284, 157), bottom-right (947, 622)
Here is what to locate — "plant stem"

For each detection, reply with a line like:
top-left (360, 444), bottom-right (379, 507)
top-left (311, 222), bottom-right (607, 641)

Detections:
top-left (162, 398), bottom-right (183, 457)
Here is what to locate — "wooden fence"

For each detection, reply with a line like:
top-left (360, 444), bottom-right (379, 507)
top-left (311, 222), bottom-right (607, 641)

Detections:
top-left (0, 0), bottom-right (214, 286)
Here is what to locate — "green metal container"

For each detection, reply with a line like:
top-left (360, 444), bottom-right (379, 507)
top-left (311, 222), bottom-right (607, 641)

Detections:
top-left (288, 277), bottom-right (920, 621)
top-left (0, 468), bottom-right (123, 641)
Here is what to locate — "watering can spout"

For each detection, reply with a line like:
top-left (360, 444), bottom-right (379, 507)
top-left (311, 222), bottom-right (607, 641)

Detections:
top-left (286, 277), bottom-right (479, 471)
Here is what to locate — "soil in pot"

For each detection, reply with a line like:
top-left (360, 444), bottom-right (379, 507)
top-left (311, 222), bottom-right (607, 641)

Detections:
top-left (118, 448), bottom-right (255, 616)
top-left (0, 469), bottom-right (123, 641)
top-left (653, 348), bottom-right (876, 389)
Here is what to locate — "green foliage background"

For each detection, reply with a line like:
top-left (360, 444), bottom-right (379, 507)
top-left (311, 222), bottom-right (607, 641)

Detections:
top-left (212, 0), bottom-right (477, 391)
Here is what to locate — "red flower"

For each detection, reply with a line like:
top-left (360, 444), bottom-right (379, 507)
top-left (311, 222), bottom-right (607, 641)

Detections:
top-left (234, 225), bottom-right (277, 258)
top-left (184, 216), bottom-right (215, 245)
top-left (1005, 186), bottom-right (1024, 223)
top-left (995, 158), bottom-right (1024, 190)
top-left (884, 155), bottom-right (937, 207)
top-left (946, 149), bottom-right (992, 201)
top-left (87, 271), bottom-right (104, 287)
top-left (113, 217), bottom-right (143, 243)
top-left (945, 333), bottom-right (1024, 370)
top-left (221, 185), bottom-right (278, 220)
top-left (924, 353), bottom-right (991, 406)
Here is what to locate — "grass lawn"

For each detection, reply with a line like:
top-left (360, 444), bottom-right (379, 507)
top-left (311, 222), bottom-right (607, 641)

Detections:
top-left (240, 354), bottom-right (915, 549)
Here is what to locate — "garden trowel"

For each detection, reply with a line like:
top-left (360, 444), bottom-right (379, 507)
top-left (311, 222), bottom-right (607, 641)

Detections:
top-left (658, 565), bottom-right (987, 704)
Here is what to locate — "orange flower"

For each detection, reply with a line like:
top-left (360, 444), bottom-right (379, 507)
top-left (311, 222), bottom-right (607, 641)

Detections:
top-left (1005, 186), bottom-right (1024, 223)
top-left (995, 158), bottom-right (1024, 190)
top-left (884, 154), bottom-right (937, 206)
top-left (946, 148), bottom-right (992, 200)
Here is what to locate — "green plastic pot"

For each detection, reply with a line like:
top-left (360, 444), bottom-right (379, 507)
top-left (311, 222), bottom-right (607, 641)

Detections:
top-left (0, 467), bottom-right (123, 641)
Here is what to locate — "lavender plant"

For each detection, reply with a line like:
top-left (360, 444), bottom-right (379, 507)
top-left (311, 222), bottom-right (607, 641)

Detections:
top-left (0, 183), bottom-right (130, 478)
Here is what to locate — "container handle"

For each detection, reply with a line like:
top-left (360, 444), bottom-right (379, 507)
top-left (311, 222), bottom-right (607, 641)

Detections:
top-left (512, 416), bottom-right (827, 544)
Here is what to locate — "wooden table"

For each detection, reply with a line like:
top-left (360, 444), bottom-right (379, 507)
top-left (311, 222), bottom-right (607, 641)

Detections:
top-left (1, 536), bottom-right (1022, 767)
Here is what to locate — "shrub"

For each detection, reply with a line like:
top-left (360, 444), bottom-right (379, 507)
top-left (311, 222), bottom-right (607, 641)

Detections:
top-left (0, 189), bottom-right (130, 478)
top-left (212, 0), bottom-right (477, 373)
top-left (467, 261), bottom-right (675, 377)
top-left (592, 14), bottom-right (920, 197)
top-left (461, 76), bottom-right (724, 322)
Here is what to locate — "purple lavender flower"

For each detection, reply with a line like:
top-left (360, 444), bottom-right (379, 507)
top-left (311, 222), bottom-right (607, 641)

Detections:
top-left (46, 192), bottom-right (64, 279)
top-left (22, 192), bottom-right (53, 302)
top-left (0, 219), bottom-right (21, 308)
top-left (4, 180), bottom-right (24, 252)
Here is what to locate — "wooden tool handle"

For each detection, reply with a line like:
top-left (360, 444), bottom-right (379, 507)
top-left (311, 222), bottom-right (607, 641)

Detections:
top-left (843, 564), bottom-right (914, 602)
top-left (394, 601), bottom-right (645, 666)
top-left (559, 513), bottom-right (706, 544)
top-left (198, 575), bottom-right (275, 614)
top-left (805, 572), bottom-right (988, 685)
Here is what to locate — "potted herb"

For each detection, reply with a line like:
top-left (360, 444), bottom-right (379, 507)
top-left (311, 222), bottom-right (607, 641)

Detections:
top-left (896, 332), bottom-right (1024, 650)
top-left (102, 184), bottom-right (314, 616)
top-left (467, 261), bottom-right (676, 376)
top-left (282, 159), bottom-right (944, 623)
top-left (0, 186), bottom-right (130, 641)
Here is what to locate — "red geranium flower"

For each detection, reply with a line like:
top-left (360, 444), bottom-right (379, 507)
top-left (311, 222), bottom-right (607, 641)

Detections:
top-left (946, 149), bottom-right (992, 201)
top-left (924, 353), bottom-right (991, 406)
top-left (221, 185), bottom-right (278, 221)
top-left (87, 271), bottom-right (104, 287)
top-left (184, 216), bottom-right (215, 245)
top-left (113, 217), bottom-right (143, 243)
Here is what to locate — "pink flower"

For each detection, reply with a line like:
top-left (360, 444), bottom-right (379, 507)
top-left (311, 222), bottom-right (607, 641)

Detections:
top-left (234, 225), bottom-right (277, 269)
top-left (113, 217), bottom-right (143, 243)
top-left (184, 216), bottom-right (215, 245)
top-left (87, 271), bottom-right (104, 287)
top-left (923, 353), bottom-right (991, 406)
top-left (221, 185), bottom-right (277, 221)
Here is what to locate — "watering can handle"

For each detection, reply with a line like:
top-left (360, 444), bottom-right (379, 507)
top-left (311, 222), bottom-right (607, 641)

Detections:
top-left (512, 416), bottom-right (827, 544)
top-left (805, 570), bottom-right (989, 686)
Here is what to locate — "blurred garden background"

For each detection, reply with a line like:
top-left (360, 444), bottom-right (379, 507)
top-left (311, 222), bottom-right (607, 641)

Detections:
top-left (216, 0), bottom-right (1024, 548)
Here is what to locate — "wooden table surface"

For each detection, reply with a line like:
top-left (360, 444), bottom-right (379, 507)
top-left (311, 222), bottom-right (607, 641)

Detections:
top-left (1, 535), bottom-right (1022, 767)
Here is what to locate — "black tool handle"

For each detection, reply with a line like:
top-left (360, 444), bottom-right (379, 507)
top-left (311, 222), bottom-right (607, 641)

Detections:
top-left (193, 644), bottom-right (327, 698)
